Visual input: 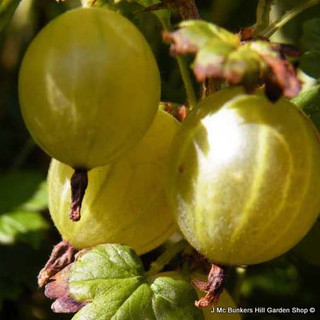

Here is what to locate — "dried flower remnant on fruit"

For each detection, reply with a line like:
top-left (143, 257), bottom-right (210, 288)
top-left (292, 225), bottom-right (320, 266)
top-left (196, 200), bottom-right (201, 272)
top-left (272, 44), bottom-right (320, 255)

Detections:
top-left (193, 264), bottom-right (228, 308)
top-left (261, 53), bottom-right (301, 101)
top-left (70, 169), bottom-right (88, 221)
top-left (162, 102), bottom-right (188, 122)
top-left (38, 241), bottom-right (76, 288)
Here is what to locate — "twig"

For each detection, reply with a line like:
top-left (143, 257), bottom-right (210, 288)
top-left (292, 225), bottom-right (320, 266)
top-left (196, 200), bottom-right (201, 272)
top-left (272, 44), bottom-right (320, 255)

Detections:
top-left (175, 0), bottom-right (218, 97)
top-left (261, 0), bottom-right (320, 38)
top-left (146, 240), bottom-right (188, 276)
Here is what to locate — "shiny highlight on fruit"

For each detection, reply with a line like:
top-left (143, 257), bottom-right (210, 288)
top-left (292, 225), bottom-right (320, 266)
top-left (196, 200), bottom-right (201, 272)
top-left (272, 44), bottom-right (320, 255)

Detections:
top-left (19, 7), bottom-right (160, 170)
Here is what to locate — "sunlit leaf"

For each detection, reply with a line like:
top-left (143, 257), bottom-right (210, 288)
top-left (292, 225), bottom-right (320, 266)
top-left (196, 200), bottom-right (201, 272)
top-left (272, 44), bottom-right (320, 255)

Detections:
top-left (45, 244), bottom-right (203, 319)
top-left (0, 210), bottom-right (49, 248)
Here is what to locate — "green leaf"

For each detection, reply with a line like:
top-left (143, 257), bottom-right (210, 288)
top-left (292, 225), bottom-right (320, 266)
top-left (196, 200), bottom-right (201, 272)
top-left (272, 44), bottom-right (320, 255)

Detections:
top-left (0, 171), bottom-right (47, 213)
top-left (193, 39), bottom-right (235, 81)
top-left (0, 0), bottom-right (22, 34)
top-left (224, 45), bottom-right (261, 87)
top-left (292, 84), bottom-right (320, 130)
top-left (301, 18), bottom-right (320, 51)
top-left (46, 244), bottom-right (203, 320)
top-left (21, 180), bottom-right (48, 212)
top-left (179, 20), bottom-right (239, 45)
top-left (292, 84), bottom-right (320, 110)
top-left (164, 20), bottom-right (301, 98)
top-left (164, 20), bottom-right (239, 56)
top-left (0, 210), bottom-right (49, 248)
top-left (0, 171), bottom-right (48, 248)
top-left (151, 277), bottom-right (203, 319)
top-left (300, 51), bottom-right (320, 79)
top-left (300, 19), bottom-right (320, 78)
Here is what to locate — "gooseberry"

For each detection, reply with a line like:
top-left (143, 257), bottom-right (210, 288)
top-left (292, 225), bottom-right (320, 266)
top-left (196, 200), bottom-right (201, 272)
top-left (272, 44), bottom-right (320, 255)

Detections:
top-left (19, 7), bottom-right (160, 169)
top-left (167, 87), bottom-right (320, 265)
top-left (48, 110), bottom-right (179, 254)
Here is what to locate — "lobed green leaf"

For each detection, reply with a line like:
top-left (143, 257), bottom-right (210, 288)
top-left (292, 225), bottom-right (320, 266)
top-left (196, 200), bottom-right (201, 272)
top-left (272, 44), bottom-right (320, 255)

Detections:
top-left (164, 19), bottom-right (300, 98)
top-left (46, 244), bottom-right (203, 319)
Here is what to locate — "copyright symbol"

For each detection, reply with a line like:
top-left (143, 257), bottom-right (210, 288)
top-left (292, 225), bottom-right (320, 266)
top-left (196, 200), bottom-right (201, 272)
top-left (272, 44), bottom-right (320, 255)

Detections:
top-left (310, 308), bottom-right (315, 313)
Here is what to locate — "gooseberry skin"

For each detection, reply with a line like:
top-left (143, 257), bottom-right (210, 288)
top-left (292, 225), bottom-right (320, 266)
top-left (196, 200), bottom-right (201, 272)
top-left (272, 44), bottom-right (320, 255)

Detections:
top-left (48, 110), bottom-right (179, 255)
top-left (19, 7), bottom-right (160, 169)
top-left (167, 87), bottom-right (320, 266)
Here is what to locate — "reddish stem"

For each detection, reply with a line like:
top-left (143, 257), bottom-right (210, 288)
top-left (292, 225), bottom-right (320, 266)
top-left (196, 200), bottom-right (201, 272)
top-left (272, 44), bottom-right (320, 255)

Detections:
top-left (177, 0), bottom-right (200, 20)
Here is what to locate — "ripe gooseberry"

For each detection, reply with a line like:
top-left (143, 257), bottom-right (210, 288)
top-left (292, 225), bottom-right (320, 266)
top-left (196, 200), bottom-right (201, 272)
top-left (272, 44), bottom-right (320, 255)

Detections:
top-left (167, 87), bottom-right (320, 266)
top-left (48, 110), bottom-right (179, 254)
top-left (19, 7), bottom-right (160, 170)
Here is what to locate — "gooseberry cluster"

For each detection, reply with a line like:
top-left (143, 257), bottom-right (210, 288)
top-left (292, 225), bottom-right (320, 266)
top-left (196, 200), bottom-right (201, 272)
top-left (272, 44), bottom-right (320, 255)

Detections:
top-left (19, 7), bottom-right (161, 221)
top-left (18, 5), bottom-right (320, 318)
top-left (19, 6), bottom-right (179, 256)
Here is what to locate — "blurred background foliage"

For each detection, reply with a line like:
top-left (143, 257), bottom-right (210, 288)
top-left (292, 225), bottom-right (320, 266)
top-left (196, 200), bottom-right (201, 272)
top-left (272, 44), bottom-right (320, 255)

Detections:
top-left (0, 0), bottom-right (320, 319)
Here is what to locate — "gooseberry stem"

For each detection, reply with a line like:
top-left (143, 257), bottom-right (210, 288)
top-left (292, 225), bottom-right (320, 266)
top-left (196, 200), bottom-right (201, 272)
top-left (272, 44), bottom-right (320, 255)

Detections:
top-left (157, 0), bottom-right (199, 109)
top-left (70, 168), bottom-right (88, 221)
top-left (160, 20), bottom-right (197, 109)
top-left (260, 0), bottom-right (320, 38)
top-left (146, 239), bottom-right (188, 277)
top-left (176, 0), bottom-right (200, 108)
top-left (254, 0), bottom-right (275, 37)
top-left (175, 0), bottom-right (219, 100)
top-left (176, 56), bottom-right (198, 109)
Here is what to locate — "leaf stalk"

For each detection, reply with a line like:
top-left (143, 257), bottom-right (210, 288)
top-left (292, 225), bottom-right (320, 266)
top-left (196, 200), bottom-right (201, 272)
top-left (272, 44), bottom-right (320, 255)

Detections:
top-left (261, 0), bottom-right (320, 38)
